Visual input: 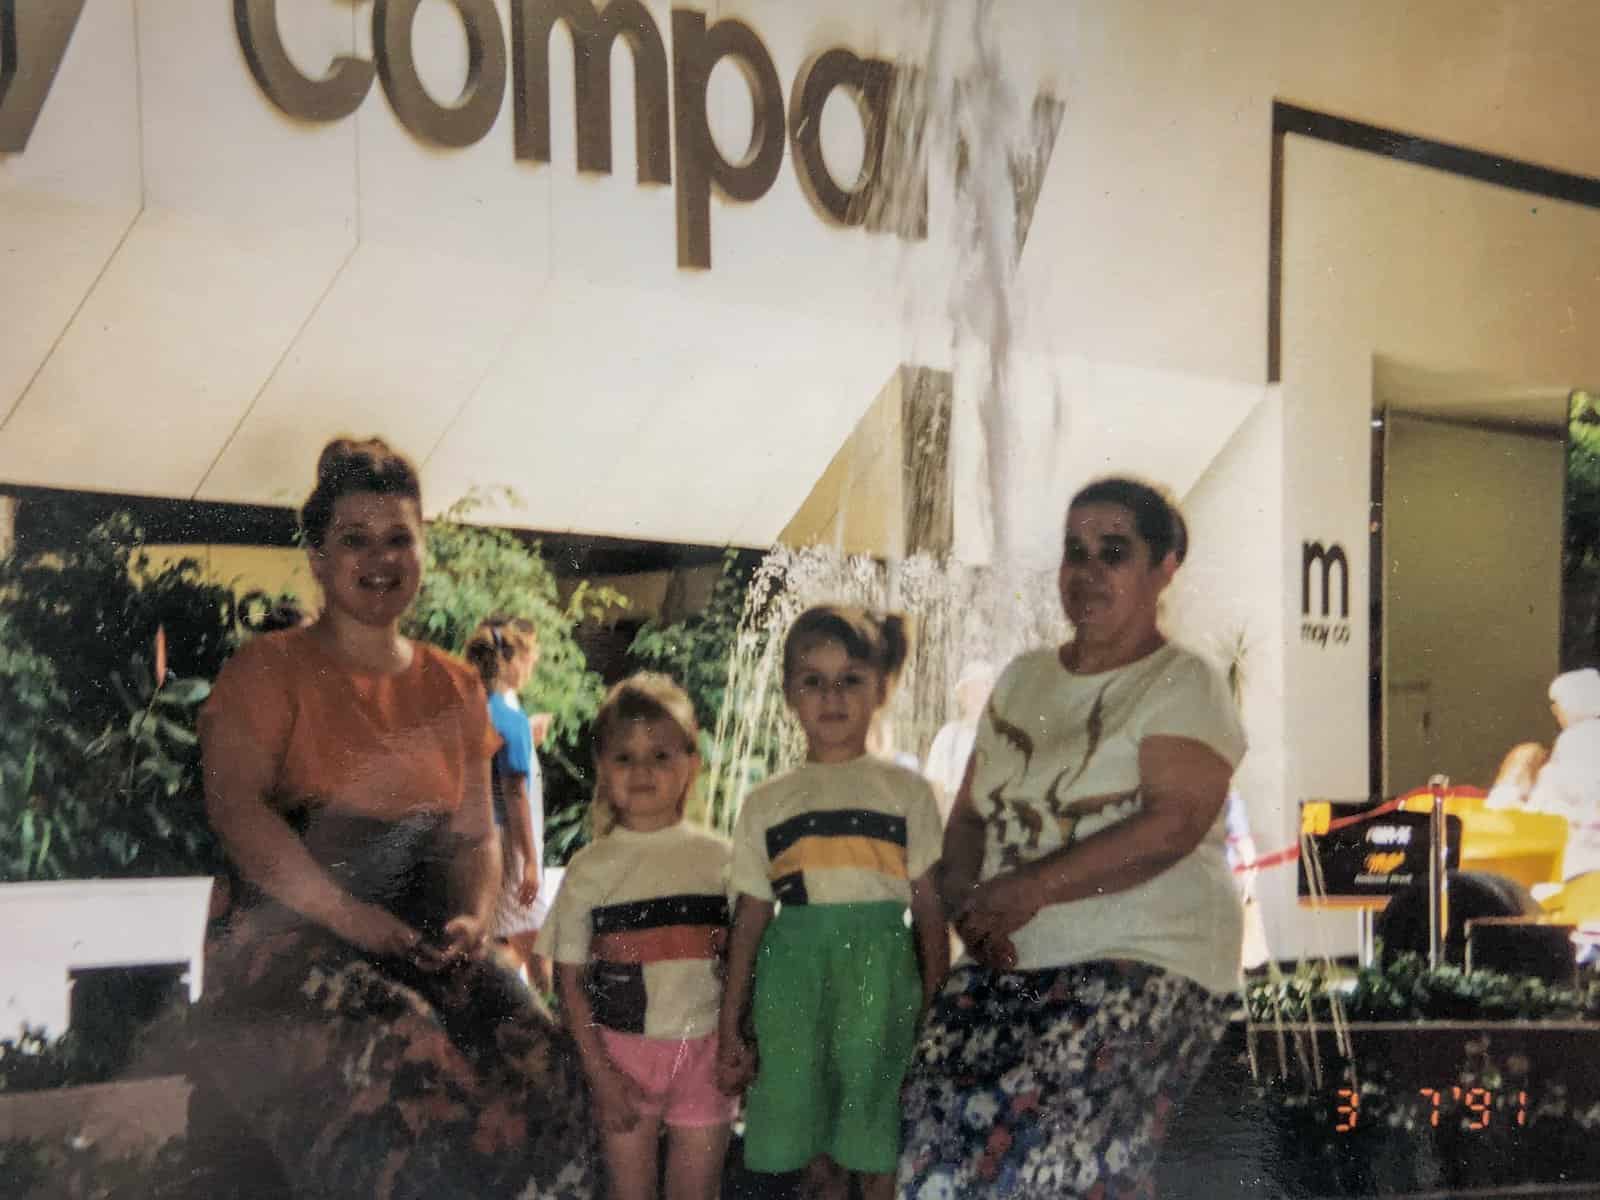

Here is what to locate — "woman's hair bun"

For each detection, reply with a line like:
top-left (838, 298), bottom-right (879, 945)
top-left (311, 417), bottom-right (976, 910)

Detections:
top-left (301, 436), bottom-right (422, 548)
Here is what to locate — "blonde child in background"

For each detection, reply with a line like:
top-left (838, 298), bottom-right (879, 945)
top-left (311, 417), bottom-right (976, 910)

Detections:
top-left (537, 674), bottom-right (735, 1200)
top-left (718, 606), bottom-right (948, 1200)
top-left (464, 616), bottom-right (545, 982)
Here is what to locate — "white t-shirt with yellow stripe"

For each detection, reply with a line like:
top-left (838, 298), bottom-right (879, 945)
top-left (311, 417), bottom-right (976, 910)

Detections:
top-left (730, 756), bottom-right (943, 907)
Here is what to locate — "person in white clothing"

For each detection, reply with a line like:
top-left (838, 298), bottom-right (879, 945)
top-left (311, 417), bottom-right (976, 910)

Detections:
top-left (922, 660), bottom-right (996, 822)
top-left (1524, 668), bottom-right (1600, 879)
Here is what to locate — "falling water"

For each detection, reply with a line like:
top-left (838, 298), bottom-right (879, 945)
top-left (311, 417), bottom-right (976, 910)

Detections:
top-left (702, 548), bottom-right (1067, 832)
top-left (703, 0), bottom-right (1071, 833)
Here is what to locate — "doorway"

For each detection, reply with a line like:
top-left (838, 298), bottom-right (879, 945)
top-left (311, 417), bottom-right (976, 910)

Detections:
top-left (1372, 365), bottom-right (1567, 796)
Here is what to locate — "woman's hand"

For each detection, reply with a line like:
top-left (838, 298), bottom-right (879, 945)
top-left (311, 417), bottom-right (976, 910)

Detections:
top-left (962, 931), bottom-right (1019, 971)
top-left (530, 712), bottom-right (553, 747)
top-left (332, 899), bottom-right (428, 961)
top-left (589, 1063), bottom-right (642, 1133)
top-left (715, 1034), bottom-right (758, 1096)
top-left (415, 912), bottom-right (488, 971)
top-left (955, 869), bottom-right (1041, 969)
top-left (516, 859), bottom-right (541, 908)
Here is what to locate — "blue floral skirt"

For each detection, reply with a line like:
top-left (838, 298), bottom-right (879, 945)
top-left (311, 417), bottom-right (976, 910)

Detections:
top-left (897, 960), bottom-right (1230, 1200)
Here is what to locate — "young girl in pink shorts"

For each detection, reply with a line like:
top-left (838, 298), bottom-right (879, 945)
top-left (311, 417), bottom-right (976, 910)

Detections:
top-left (536, 673), bottom-right (734, 1200)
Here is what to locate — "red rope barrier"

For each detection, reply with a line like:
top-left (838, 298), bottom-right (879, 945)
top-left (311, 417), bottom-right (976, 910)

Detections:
top-left (1233, 797), bottom-right (1406, 873)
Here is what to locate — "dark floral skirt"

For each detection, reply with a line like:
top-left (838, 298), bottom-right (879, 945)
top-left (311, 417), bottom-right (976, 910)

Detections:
top-left (168, 912), bottom-right (596, 1200)
top-left (897, 961), bottom-right (1231, 1200)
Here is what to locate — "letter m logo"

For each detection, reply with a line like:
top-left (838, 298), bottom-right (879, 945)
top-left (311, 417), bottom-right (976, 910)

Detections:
top-left (1301, 540), bottom-right (1349, 619)
top-left (0, 0), bottom-right (88, 153)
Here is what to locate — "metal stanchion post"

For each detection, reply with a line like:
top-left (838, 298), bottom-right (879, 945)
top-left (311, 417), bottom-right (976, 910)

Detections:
top-left (1428, 774), bottom-right (1449, 968)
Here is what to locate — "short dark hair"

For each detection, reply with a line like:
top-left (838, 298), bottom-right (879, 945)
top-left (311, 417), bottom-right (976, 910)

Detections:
top-left (300, 437), bottom-right (422, 548)
top-left (1068, 477), bottom-right (1187, 564)
top-left (782, 605), bottom-right (910, 685)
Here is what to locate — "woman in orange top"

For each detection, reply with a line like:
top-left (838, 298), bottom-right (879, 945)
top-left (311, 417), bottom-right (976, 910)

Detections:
top-left (183, 438), bottom-right (595, 1200)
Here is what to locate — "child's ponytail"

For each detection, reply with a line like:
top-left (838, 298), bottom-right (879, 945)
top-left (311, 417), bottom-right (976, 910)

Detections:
top-left (465, 615), bottom-right (537, 691)
top-left (874, 611), bottom-right (909, 686)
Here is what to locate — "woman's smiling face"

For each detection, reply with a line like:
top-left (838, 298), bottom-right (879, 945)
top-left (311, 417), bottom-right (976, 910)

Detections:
top-left (310, 491), bottom-right (424, 628)
top-left (1058, 501), bottom-right (1175, 655)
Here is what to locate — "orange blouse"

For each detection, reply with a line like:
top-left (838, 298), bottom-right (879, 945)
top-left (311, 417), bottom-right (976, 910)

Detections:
top-left (199, 628), bottom-right (498, 837)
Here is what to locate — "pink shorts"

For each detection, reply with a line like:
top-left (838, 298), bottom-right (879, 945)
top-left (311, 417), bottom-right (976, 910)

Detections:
top-left (597, 1029), bottom-right (737, 1128)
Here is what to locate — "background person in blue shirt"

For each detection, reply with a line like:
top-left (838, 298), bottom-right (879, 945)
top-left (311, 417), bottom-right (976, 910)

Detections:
top-left (466, 615), bottom-right (551, 987)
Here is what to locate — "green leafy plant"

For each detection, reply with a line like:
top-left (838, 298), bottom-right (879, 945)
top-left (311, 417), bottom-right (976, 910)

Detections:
top-left (0, 657), bottom-right (219, 883)
top-left (402, 494), bottom-right (627, 861)
top-left (629, 550), bottom-right (754, 732)
top-left (1566, 390), bottom-right (1600, 582)
top-left (0, 1027), bottom-right (122, 1095)
top-left (1247, 952), bottom-right (1600, 1024)
top-left (0, 518), bottom-right (233, 882)
top-left (628, 551), bottom-right (783, 830)
top-left (0, 514), bottom-right (237, 735)
top-left (0, 1136), bottom-right (196, 1200)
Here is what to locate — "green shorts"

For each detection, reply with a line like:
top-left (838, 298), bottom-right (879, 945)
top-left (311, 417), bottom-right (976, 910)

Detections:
top-left (743, 901), bottom-right (921, 1175)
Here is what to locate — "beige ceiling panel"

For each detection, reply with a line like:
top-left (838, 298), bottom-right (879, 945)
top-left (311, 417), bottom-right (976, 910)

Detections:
top-left (0, 194), bottom-right (135, 419)
top-left (0, 0), bottom-right (142, 426)
top-left (425, 280), bottom-right (899, 544)
top-left (196, 242), bottom-right (551, 508)
top-left (0, 208), bottom-right (352, 496)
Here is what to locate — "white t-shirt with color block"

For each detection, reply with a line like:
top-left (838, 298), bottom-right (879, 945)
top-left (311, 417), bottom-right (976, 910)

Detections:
top-left (536, 821), bottom-right (730, 1040)
top-left (730, 756), bottom-right (943, 907)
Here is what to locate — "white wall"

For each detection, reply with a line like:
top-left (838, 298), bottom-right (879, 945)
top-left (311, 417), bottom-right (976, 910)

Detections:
top-left (1279, 135), bottom-right (1600, 955)
top-left (1165, 389), bottom-right (1295, 953)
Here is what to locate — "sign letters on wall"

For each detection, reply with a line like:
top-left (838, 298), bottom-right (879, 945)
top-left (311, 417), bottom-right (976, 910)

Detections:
top-left (1301, 539), bottom-right (1352, 647)
top-left (233, 0), bottom-right (959, 269)
top-left (2, 0), bottom-right (1061, 272)
top-left (0, 0), bottom-right (88, 152)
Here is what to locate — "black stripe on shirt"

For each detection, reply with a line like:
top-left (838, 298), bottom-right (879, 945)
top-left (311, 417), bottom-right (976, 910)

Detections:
top-left (590, 893), bottom-right (730, 936)
top-left (764, 809), bottom-right (907, 860)
top-left (773, 872), bottom-right (810, 905)
top-left (585, 961), bottom-right (646, 1034)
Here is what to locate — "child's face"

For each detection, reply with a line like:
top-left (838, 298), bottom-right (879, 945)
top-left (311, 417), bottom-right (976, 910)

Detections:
top-left (595, 717), bottom-right (697, 833)
top-left (512, 640), bottom-right (539, 690)
top-left (784, 636), bottom-right (886, 764)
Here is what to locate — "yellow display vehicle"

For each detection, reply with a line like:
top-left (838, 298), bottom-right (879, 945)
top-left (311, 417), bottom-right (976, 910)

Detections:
top-left (1392, 786), bottom-right (1600, 937)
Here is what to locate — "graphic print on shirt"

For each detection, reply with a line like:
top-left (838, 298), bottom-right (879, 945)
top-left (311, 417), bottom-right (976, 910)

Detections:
top-left (585, 893), bottom-right (729, 1034)
top-left (763, 809), bottom-right (909, 905)
top-left (980, 678), bottom-right (1128, 869)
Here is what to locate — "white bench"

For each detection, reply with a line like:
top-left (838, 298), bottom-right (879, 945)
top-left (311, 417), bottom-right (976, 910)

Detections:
top-left (0, 877), bottom-right (213, 1039)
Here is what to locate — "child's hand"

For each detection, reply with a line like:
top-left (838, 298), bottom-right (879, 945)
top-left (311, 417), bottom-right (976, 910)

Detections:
top-left (516, 859), bottom-right (540, 907)
top-left (715, 1034), bottom-right (758, 1096)
top-left (589, 1065), bottom-right (641, 1134)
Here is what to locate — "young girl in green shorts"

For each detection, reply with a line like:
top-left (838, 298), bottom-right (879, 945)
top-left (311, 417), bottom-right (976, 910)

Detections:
top-left (718, 606), bottom-right (949, 1200)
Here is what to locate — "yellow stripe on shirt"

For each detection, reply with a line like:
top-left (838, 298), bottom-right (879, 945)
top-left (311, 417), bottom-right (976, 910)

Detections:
top-left (770, 835), bottom-right (909, 882)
